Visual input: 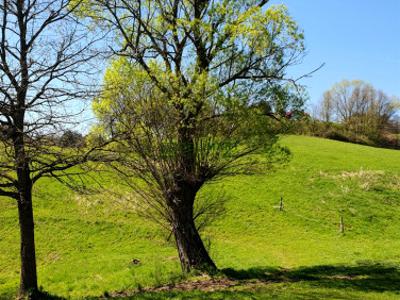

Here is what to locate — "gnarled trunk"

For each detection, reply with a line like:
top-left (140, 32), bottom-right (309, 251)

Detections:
top-left (170, 192), bottom-right (216, 273)
top-left (171, 122), bottom-right (216, 272)
top-left (17, 178), bottom-right (38, 298)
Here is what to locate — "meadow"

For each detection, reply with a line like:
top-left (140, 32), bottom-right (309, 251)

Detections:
top-left (1, 135), bottom-right (400, 299)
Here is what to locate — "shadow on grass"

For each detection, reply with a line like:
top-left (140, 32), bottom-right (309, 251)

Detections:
top-left (100, 262), bottom-right (400, 299)
top-left (0, 289), bottom-right (65, 300)
top-left (4, 262), bottom-right (399, 299)
top-left (36, 291), bottom-right (66, 300)
top-left (222, 262), bottom-right (400, 293)
top-left (103, 290), bottom-right (261, 300)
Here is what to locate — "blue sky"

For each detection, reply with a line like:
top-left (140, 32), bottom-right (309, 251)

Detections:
top-left (270, 0), bottom-right (400, 108)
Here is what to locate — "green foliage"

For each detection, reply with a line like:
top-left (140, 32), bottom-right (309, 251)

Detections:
top-left (93, 55), bottom-right (299, 174)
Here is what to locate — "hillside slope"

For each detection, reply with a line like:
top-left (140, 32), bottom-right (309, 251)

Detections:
top-left (1, 136), bottom-right (400, 299)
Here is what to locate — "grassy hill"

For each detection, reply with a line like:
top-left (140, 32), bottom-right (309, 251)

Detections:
top-left (1, 135), bottom-right (400, 299)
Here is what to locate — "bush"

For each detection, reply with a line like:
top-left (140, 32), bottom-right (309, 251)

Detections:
top-left (58, 130), bottom-right (86, 148)
top-left (324, 129), bottom-right (350, 142)
top-left (289, 117), bottom-right (399, 149)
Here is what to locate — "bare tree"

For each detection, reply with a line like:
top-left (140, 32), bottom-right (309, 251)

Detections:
top-left (319, 80), bottom-right (398, 138)
top-left (320, 91), bottom-right (334, 122)
top-left (0, 0), bottom-right (103, 297)
top-left (89, 0), bottom-right (306, 273)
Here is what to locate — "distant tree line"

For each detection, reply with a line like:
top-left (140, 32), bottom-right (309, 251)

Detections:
top-left (292, 80), bottom-right (400, 148)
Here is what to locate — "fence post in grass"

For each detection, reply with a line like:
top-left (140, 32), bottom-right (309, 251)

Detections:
top-left (280, 196), bottom-right (284, 211)
top-left (339, 215), bottom-right (345, 234)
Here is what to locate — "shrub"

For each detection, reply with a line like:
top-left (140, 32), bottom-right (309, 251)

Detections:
top-left (58, 130), bottom-right (86, 148)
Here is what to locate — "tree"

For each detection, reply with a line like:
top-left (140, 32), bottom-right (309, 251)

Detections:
top-left (0, 1), bottom-right (102, 297)
top-left (319, 80), bottom-right (398, 140)
top-left (320, 91), bottom-right (334, 123)
top-left (59, 130), bottom-right (86, 148)
top-left (89, 0), bottom-right (306, 273)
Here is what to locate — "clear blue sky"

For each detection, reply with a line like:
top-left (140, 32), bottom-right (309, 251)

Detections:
top-left (270, 0), bottom-right (400, 108)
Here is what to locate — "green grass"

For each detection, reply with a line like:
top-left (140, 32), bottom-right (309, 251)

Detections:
top-left (1, 135), bottom-right (400, 299)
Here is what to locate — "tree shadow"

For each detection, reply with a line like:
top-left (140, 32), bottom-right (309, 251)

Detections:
top-left (4, 263), bottom-right (398, 299)
top-left (222, 262), bottom-right (400, 293)
top-left (36, 292), bottom-right (65, 300)
top-left (95, 262), bottom-right (400, 299)
top-left (0, 289), bottom-right (66, 300)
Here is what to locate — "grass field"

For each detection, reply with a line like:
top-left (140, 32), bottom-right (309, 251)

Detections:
top-left (1, 135), bottom-right (400, 299)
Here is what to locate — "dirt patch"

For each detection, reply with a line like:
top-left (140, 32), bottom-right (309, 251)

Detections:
top-left (148, 278), bottom-right (238, 292)
top-left (105, 277), bottom-right (241, 298)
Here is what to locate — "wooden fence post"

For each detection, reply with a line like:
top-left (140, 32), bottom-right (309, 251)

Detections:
top-left (339, 216), bottom-right (345, 234)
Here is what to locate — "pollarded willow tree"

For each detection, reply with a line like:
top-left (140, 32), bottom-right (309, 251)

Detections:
top-left (89, 0), bottom-right (306, 273)
top-left (0, 0), bottom-right (103, 297)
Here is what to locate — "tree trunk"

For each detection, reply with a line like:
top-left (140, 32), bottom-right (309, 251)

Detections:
top-left (12, 107), bottom-right (39, 298)
top-left (172, 121), bottom-right (216, 273)
top-left (170, 200), bottom-right (216, 273)
top-left (17, 184), bottom-right (38, 298)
